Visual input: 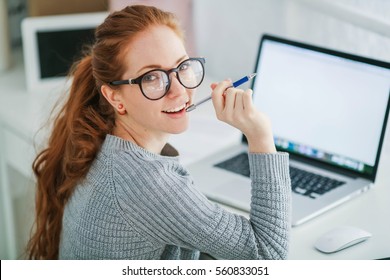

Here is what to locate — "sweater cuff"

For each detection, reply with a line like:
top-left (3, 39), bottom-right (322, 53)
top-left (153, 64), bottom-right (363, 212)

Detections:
top-left (248, 152), bottom-right (290, 184)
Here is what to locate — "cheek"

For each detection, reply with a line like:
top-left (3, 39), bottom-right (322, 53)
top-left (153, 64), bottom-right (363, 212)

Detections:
top-left (125, 95), bottom-right (162, 121)
top-left (122, 88), bottom-right (152, 111)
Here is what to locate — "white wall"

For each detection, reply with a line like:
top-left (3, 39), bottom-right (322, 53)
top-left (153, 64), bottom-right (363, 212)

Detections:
top-left (194, 0), bottom-right (289, 81)
top-left (285, 0), bottom-right (390, 61)
top-left (193, 0), bottom-right (390, 82)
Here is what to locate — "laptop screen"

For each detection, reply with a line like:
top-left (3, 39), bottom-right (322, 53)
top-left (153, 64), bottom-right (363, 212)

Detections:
top-left (37, 28), bottom-right (96, 79)
top-left (252, 35), bottom-right (390, 180)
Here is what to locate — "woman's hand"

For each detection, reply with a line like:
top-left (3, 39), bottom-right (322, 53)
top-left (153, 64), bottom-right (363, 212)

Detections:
top-left (211, 80), bottom-right (276, 154)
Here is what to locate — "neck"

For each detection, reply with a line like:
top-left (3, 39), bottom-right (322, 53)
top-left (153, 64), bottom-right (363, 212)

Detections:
top-left (114, 119), bottom-right (168, 154)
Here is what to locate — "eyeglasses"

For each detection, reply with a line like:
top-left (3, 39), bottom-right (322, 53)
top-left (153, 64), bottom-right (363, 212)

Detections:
top-left (109, 57), bottom-right (205, 100)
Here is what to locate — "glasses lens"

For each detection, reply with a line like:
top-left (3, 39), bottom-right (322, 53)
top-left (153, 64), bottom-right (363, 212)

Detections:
top-left (141, 70), bottom-right (169, 99)
top-left (177, 59), bottom-right (204, 89)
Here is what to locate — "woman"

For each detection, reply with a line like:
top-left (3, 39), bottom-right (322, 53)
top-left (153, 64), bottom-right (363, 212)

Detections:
top-left (27, 5), bottom-right (291, 260)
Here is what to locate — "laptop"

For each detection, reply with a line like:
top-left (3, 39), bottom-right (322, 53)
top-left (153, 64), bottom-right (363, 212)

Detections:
top-left (187, 34), bottom-right (390, 226)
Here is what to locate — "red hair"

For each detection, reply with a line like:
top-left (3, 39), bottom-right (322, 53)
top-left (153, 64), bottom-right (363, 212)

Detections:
top-left (27, 5), bottom-right (183, 260)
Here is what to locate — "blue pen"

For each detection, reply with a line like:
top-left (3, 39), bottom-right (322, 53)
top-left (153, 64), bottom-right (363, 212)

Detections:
top-left (185, 73), bottom-right (257, 112)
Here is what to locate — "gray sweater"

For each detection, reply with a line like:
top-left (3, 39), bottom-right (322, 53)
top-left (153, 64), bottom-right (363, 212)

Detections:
top-left (59, 134), bottom-right (291, 259)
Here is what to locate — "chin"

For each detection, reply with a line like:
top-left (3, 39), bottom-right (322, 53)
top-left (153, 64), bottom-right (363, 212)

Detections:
top-left (169, 125), bottom-right (189, 135)
top-left (168, 121), bottom-right (190, 134)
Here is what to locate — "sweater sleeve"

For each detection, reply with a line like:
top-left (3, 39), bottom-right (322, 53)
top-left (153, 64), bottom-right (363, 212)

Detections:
top-left (112, 151), bottom-right (291, 260)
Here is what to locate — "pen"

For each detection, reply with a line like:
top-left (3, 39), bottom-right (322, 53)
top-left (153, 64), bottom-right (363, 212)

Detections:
top-left (185, 73), bottom-right (257, 112)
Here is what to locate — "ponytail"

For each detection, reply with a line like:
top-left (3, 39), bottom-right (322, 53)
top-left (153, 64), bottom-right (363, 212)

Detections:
top-left (27, 55), bottom-right (114, 259)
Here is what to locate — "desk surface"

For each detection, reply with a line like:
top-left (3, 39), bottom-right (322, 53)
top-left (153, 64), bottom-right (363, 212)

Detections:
top-left (1, 51), bottom-right (390, 260)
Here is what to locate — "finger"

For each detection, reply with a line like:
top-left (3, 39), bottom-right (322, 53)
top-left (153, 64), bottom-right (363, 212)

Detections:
top-left (210, 83), bottom-right (218, 90)
top-left (212, 79), bottom-right (231, 94)
top-left (212, 80), bottom-right (232, 113)
top-left (223, 87), bottom-right (238, 114)
top-left (235, 89), bottom-right (244, 111)
top-left (242, 89), bottom-right (254, 111)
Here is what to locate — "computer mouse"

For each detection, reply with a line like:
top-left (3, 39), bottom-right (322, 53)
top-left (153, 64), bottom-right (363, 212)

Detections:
top-left (314, 226), bottom-right (372, 253)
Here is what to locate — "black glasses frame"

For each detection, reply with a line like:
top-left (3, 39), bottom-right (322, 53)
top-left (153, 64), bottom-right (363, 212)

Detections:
top-left (109, 57), bottom-right (206, 100)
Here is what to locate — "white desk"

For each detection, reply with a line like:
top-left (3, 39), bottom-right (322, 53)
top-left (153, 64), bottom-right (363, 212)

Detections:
top-left (1, 51), bottom-right (390, 260)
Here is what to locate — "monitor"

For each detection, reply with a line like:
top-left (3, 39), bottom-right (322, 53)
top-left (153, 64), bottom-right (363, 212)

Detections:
top-left (251, 34), bottom-right (390, 180)
top-left (21, 12), bottom-right (108, 93)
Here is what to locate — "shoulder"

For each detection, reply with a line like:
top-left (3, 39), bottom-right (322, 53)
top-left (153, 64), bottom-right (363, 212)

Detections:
top-left (113, 148), bottom-right (191, 187)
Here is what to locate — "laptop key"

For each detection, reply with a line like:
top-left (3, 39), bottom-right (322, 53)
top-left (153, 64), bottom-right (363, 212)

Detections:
top-left (290, 166), bottom-right (345, 198)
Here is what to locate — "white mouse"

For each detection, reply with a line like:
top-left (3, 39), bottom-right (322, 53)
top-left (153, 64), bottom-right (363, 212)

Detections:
top-left (314, 226), bottom-right (372, 253)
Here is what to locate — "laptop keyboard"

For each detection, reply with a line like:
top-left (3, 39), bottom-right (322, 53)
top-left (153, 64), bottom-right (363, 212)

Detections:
top-left (289, 166), bottom-right (345, 198)
top-left (214, 152), bottom-right (346, 199)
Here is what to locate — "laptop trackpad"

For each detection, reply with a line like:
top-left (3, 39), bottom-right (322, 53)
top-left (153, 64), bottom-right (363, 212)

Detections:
top-left (213, 179), bottom-right (251, 209)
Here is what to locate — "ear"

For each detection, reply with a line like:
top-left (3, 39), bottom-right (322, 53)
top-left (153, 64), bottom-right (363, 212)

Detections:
top-left (101, 84), bottom-right (122, 108)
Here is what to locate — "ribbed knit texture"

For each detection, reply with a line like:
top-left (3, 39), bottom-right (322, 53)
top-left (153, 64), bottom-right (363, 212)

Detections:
top-left (59, 134), bottom-right (291, 259)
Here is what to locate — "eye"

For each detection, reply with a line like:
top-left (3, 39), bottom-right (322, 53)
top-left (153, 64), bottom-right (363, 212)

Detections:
top-left (143, 72), bottom-right (160, 83)
top-left (179, 61), bottom-right (191, 71)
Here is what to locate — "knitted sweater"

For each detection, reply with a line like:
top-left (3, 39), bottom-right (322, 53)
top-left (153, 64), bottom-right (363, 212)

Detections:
top-left (59, 134), bottom-right (291, 259)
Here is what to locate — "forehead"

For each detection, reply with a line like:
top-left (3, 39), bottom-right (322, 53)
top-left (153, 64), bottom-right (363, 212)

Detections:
top-left (123, 25), bottom-right (186, 74)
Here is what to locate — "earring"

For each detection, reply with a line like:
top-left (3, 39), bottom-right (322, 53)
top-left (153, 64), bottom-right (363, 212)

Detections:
top-left (117, 104), bottom-right (126, 115)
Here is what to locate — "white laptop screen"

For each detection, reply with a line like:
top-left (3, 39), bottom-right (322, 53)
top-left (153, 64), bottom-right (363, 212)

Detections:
top-left (252, 35), bottom-right (390, 179)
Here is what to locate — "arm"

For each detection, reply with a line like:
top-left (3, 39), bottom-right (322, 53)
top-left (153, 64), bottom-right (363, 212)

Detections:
top-left (113, 150), bottom-right (291, 260)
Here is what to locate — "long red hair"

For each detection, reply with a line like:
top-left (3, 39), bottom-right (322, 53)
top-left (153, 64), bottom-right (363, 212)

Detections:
top-left (27, 5), bottom-right (183, 260)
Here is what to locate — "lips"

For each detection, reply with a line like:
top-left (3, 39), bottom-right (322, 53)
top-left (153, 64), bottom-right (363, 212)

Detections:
top-left (162, 100), bottom-right (190, 114)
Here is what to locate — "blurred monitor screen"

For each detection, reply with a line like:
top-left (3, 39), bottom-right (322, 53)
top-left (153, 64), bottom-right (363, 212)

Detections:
top-left (22, 12), bottom-right (107, 93)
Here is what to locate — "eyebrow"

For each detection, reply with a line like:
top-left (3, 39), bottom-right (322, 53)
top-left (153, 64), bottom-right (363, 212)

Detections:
top-left (136, 55), bottom-right (188, 75)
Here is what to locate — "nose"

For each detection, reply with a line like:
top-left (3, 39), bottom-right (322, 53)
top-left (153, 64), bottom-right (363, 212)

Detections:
top-left (166, 72), bottom-right (186, 99)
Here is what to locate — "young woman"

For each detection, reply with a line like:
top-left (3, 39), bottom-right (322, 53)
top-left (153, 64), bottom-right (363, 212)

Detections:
top-left (27, 5), bottom-right (291, 260)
